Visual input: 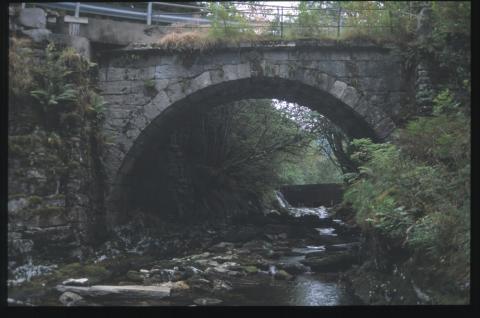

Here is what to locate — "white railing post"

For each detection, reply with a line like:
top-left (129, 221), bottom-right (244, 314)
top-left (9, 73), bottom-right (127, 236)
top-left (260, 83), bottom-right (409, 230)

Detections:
top-left (75, 2), bottom-right (80, 18)
top-left (147, 2), bottom-right (152, 25)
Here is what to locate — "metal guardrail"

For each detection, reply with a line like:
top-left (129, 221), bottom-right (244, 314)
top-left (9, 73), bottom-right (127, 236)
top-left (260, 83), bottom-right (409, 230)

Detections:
top-left (32, 2), bottom-right (211, 25)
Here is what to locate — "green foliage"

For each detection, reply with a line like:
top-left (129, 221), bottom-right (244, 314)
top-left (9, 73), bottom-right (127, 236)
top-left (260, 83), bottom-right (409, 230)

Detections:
top-left (432, 88), bottom-right (460, 116)
top-left (343, 94), bottom-right (470, 298)
top-left (144, 79), bottom-right (156, 90)
top-left (277, 140), bottom-right (342, 184)
top-left (418, 2), bottom-right (471, 94)
top-left (139, 99), bottom-right (341, 220)
top-left (207, 2), bottom-right (255, 40)
top-left (85, 91), bottom-right (107, 122)
top-left (30, 43), bottom-right (78, 112)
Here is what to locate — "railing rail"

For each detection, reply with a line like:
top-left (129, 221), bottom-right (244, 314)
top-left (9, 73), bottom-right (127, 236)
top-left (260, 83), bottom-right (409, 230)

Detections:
top-left (24, 2), bottom-right (417, 39)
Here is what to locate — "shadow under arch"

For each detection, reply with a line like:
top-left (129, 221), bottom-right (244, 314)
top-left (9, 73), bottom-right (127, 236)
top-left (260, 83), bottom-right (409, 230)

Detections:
top-left (106, 76), bottom-right (386, 227)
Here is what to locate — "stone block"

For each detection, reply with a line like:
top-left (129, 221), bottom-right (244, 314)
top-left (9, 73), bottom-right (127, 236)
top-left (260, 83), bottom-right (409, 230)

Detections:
top-left (330, 81), bottom-right (348, 100)
top-left (155, 64), bottom-right (185, 79)
top-left (18, 8), bottom-right (46, 29)
top-left (263, 51), bottom-right (289, 62)
top-left (189, 71), bottom-right (212, 93)
top-left (237, 63), bottom-right (251, 79)
top-left (165, 82), bottom-right (186, 104)
top-left (21, 28), bottom-right (51, 43)
top-left (314, 61), bottom-right (347, 77)
top-left (222, 64), bottom-right (239, 81)
top-left (148, 90), bottom-right (171, 112)
top-left (374, 117), bottom-right (396, 140)
top-left (341, 86), bottom-right (360, 107)
top-left (99, 80), bottom-right (144, 95)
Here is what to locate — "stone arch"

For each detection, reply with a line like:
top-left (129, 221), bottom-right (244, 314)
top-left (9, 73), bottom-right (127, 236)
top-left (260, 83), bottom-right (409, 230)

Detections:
top-left (103, 63), bottom-right (396, 226)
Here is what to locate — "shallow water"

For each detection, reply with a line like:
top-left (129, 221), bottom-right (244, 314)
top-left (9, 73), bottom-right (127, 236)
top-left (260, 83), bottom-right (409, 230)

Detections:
top-left (9, 205), bottom-right (360, 306)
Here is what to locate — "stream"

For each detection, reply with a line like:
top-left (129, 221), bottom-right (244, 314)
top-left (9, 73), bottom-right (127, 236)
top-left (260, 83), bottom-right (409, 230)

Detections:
top-left (8, 202), bottom-right (362, 306)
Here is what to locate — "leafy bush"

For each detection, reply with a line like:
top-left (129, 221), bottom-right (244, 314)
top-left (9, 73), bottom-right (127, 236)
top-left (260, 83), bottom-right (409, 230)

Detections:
top-left (343, 89), bottom-right (470, 298)
top-left (207, 3), bottom-right (255, 40)
top-left (29, 43), bottom-right (78, 113)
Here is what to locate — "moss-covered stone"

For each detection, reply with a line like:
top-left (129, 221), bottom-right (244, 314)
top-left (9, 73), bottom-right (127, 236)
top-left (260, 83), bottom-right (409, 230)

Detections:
top-left (242, 265), bottom-right (258, 274)
top-left (34, 205), bottom-right (65, 216)
top-left (126, 270), bottom-right (144, 282)
top-left (52, 262), bottom-right (110, 284)
top-left (27, 195), bottom-right (43, 206)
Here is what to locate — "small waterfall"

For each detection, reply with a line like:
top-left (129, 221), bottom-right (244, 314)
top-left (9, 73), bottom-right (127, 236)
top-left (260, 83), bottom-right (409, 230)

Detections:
top-left (275, 191), bottom-right (291, 209)
top-left (269, 265), bottom-right (277, 275)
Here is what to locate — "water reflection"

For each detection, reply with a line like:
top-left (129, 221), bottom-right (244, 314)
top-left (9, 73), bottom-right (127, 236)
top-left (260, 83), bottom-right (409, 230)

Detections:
top-left (287, 275), bottom-right (341, 306)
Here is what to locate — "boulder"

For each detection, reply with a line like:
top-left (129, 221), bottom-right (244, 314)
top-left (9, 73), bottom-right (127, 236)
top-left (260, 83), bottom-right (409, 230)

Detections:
top-left (62, 278), bottom-right (89, 286)
top-left (276, 262), bottom-right (309, 274)
top-left (126, 270), bottom-right (144, 283)
top-left (242, 265), bottom-right (258, 274)
top-left (274, 269), bottom-right (293, 280)
top-left (213, 279), bottom-right (233, 291)
top-left (56, 285), bottom-right (171, 299)
top-left (18, 8), bottom-right (46, 29)
top-left (59, 291), bottom-right (84, 306)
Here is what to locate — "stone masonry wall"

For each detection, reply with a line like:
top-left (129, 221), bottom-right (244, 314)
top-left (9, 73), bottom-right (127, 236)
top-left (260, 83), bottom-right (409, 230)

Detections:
top-left (96, 42), bottom-right (412, 224)
top-left (8, 6), bottom-right (104, 271)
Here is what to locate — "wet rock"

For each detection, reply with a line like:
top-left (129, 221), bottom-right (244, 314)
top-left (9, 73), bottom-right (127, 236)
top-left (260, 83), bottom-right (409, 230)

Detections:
top-left (183, 266), bottom-right (203, 277)
top-left (242, 265), bottom-right (258, 274)
top-left (158, 280), bottom-right (190, 294)
top-left (212, 254), bottom-right (235, 263)
top-left (56, 284), bottom-right (171, 299)
top-left (187, 277), bottom-right (212, 292)
top-left (59, 291), bottom-right (84, 306)
top-left (126, 270), bottom-right (144, 283)
top-left (301, 252), bottom-right (357, 272)
top-left (189, 252), bottom-right (211, 260)
top-left (7, 298), bottom-right (34, 306)
top-left (274, 269), bottom-right (293, 280)
top-left (213, 279), bottom-right (233, 291)
top-left (305, 251), bottom-right (327, 259)
top-left (209, 242), bottom-right (235, 253)
top-left (62, 278), bottom-right (89, 286)
top-left (325, 242), bottom-right (361, 252)
top-left (277, 262), bottom-right (309, 275)
top-left (147, 268), bottom-right (184, 283)
top-left (193, 297), bottom-right (223, 306)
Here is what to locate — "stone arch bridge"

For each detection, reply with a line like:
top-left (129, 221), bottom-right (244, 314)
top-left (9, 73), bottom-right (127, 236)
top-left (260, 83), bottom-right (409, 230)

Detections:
top-left (96, 40), bottom-right (412, 226)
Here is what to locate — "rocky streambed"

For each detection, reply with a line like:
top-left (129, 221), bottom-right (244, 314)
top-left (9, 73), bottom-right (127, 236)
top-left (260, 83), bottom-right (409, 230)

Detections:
top-left (8, 205), bottom-right (364, 306)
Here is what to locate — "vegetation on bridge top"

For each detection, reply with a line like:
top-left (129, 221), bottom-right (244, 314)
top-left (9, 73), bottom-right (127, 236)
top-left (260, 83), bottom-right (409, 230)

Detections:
top-left (131, 1), bottom-right (434, 52)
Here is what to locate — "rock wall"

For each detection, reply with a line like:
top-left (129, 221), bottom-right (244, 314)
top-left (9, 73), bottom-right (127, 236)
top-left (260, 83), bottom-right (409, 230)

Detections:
top-left (8, 6), bottom-right (105, 272)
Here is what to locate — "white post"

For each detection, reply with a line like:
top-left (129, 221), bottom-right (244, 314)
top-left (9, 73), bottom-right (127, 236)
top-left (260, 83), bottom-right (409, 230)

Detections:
top-left (21, 3), bottom-right (26, 9)
top-left (147, 2), bottom-right (152, 25)
top-left (75, 2), bottom-right (80, 18)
